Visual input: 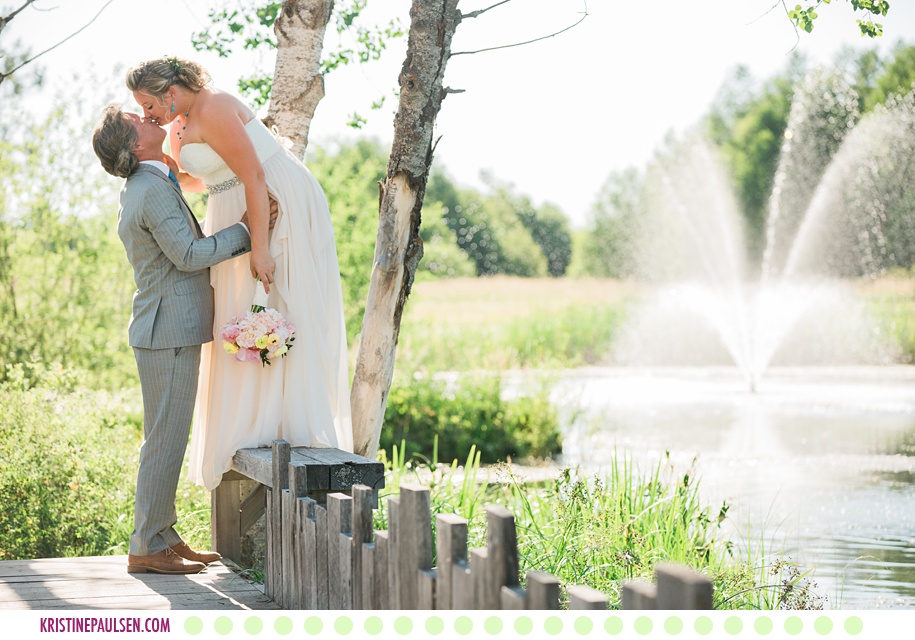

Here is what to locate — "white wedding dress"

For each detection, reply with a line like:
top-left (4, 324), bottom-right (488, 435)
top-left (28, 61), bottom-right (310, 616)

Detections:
top-left (181, 118), bottom-right (353, 491)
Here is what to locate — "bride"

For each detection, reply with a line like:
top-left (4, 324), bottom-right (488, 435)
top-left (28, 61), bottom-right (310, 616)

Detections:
top-left (127, 55), bottom-right (353, 490)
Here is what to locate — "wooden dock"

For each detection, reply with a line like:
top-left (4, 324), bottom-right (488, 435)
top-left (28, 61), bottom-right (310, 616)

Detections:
top-left (0, 556), bottom-right (280, 610)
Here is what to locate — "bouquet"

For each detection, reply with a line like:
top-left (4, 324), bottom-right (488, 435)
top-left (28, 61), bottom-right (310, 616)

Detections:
top-left (220, 280), bottom-right (295, 366)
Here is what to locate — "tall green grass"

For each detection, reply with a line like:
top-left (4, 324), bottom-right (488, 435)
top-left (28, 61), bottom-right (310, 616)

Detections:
top-left (378, 443), bottom-right (824, 610)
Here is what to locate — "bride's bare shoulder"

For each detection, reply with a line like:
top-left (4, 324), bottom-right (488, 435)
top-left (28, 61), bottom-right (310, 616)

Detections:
top-left (198, 88), bottom-right (255, 123)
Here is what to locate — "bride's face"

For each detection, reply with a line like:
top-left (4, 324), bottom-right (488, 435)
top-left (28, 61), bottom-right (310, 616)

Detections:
top-left (133, 89), bottom-right (175, 126)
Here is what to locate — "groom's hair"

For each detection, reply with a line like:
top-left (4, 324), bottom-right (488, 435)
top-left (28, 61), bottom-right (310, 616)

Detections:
top-left (92, 103), bottom-right (138, 178)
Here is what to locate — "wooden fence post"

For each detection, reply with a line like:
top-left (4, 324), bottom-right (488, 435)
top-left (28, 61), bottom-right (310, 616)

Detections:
top-left (397, 484), bottom-right (432, 609)
top-left (211, 478), bottom-right (241, 562)
top-left (485, 506), bottom-right (519, 610)
top-left (265, 439), bottom-right (290, 603)
top-left (374, 530), bottom-right (390, 610)
top-left (622, 579), bottom-right (657, 610)
top-left (352, 485), bottom-right (374, 610)
top-left (656, 564), bottom-right (713, 609)
top-left (299, 496), bottom-right (318, 610)
top-left (435, 513), bottom-right (467, 610)
top-left (328, 493), bottom-right (353, 609)
top-left (568, 585), bottom-right (608, 609)
top-left (526, 571), bottom-right (561, 610)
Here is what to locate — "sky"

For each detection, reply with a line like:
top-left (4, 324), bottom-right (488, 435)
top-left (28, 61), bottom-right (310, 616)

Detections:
top-left (6, 0), bottom-right (915, 228)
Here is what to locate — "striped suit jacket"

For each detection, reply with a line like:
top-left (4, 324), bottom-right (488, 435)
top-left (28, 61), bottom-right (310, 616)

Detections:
top-left (117, 164), bottom-right (250, 349)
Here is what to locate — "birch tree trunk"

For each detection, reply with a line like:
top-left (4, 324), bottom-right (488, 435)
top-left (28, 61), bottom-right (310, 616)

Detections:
top-left (265, 0), bottom-right (334, 156)
top-left (351, 0), bottom-right (462, 458)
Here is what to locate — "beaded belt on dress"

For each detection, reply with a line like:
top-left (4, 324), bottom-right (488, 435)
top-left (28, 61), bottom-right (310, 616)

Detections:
top-left (206, 176), bottom-right (241, 194)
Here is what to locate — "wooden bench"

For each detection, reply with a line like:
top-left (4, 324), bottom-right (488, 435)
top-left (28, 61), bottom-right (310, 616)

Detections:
top-left (210, 440), bottom-right (384, 564)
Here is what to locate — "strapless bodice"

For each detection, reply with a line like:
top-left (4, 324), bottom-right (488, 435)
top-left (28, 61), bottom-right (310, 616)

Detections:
top-left (179, 119), bottom-right (285, 187)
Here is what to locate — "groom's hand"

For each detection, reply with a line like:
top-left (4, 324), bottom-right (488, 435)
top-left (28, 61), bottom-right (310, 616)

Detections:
top-left (240, 198), bottom-right (279, 230)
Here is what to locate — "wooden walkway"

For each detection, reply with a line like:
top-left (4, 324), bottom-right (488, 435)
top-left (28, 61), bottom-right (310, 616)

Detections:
top-left (0, 556), bottom-right (280, 610)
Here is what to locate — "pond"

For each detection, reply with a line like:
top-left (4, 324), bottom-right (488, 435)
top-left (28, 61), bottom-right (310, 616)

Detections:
top-left (551, 365), bottom-right (915, 609)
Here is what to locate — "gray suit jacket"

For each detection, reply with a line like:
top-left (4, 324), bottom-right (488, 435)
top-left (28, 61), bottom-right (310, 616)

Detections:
top-left (118, 164), bottom-right (250, 349)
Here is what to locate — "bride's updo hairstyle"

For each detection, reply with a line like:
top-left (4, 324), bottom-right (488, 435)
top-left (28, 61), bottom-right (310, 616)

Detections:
top-left (126, 55), bottom-right (211, 98)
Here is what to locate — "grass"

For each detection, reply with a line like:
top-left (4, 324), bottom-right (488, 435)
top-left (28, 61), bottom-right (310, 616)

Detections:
top-left (377, 442), bottom-right (824, 610)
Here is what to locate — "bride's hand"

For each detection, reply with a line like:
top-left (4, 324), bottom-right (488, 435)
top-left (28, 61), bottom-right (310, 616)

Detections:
top-left (250, 248), bottom-right (276, 293)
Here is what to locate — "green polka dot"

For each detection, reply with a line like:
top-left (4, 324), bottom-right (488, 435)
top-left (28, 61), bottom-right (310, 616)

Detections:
top-left (335, 617), bottom-right (353, 635)
top-left (664, 616), bottom-right (683, 635)
top-left (304, 616), bottom-right (323, 635)
top-left (364, 617), bottom-right (383, 636)
top-left (484, 617), bottom-right (503, 634)
top-left (545, 616), bottom-right (563, 635)
top-left (574, 616), bottom-right (593, 634)
top-left (394, 616), bottom-right (413, 635)
top-left (605, 617), bottom-right (624, 635)
top-left (724, 617), bottom-right (742, 635)
top-left (244, 616), bottom-right (263, 635)
top-left (634, 616), bottom-right (652, 635)
top-left (214, 617), bottom-right (233, 636)
top-left (275, 617), bottom-right (293, 635)
top-left (754, 617), bottom-right (773, 635)
top-left (455, 616), bottom-right (473, 635)
top-left (515, 617), bottom-right (534, 635)
top-left (426, 616), bottom-right (445, 635)
top-left (814, 616), bottom-right (833, 635)
top-left (184, 616), bottom-right (203, 635)
top-left (694, 616), bottom-right (713, 636)
top-left (845, 617), bottom-right (864, 636)
top-left (785, 616), bottom-right (803, 635)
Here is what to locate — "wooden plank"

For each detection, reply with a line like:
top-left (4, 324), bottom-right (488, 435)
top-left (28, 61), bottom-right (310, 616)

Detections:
top-left (387, 497), bottom-right (400, 610)
top-left (526, 571), bottom-right (560, 610)
top-left (231, 447), bottom-right (274, 486)
top-left (435, 513), bottom-right (467, 610)
top-left (656, 563), bottom-right (713, 609)
top-left (373, 531), bottom-right (389, 610)
top-left (485, 505), bottom-right (519, 610)
top-left (0, 558), bottom-right (279, 610)
top-left (470, 548), bottom-right (487, 610)
top-left (339, 532), bottom-right (353, 610)
top-left (301, 497), bottom-right (318, 610)
top-left (239, 484), bottom-right (266, 535)
top-left (397, 484), bottom-right (432, 610)
top-left (231, 446), bottom-right (383, 493)
top-left (289, 463), bottom-right (307, 609)
top-left (290, 449), bottom-right (330, 491)
top-left (264, 487), bottom-right (276, 601)
top-left (315, 504), bottom-right (329, 609)
top-left (501, 585), bottom-right (527, 609)
top-left (451, 561), bottom-right (473, 610)
top-left (211, 479), bottom-right (241, 562)
top-left (568, 585), bottom-right (608, 609)
top-left (361, 543), bottom-right (375, 610)
top-left (351, 485), bottom-right (374, 610)
top-left (327, 493), bottom-right (353, 607)
top-left (418, 569), bottom-right (436, 610)
top-left (281, 488), bottom-right (296, 609)
top-left (272, 440), bottom-right (291, 492)
top-left (621, 579), bottom-right (657, 610)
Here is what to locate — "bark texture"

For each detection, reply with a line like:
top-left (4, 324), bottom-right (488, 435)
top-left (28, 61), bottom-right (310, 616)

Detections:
top-left (351, 0), bottom-right (462, 458)
top-left (265, 0), bottom-right (334, 156)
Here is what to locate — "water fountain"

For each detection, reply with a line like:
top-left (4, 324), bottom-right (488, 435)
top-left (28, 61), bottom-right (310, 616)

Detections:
top-left (558, 71), bottom-right (915, 607)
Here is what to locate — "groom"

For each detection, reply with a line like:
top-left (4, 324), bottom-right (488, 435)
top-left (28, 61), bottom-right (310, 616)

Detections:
top-left (92, 103), bottom-right (251, 574)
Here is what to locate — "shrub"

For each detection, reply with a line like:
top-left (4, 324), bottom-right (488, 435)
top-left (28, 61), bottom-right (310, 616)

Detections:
top-left (382, 373), bottom-right (561, 464)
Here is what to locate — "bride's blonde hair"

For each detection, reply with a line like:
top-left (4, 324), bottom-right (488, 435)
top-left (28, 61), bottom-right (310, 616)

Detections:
top-left (126, 56), bottom-right (210, 97)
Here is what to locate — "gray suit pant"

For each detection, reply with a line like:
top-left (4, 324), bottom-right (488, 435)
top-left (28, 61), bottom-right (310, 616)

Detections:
top-left (130, 345), bottom-right (201, 556)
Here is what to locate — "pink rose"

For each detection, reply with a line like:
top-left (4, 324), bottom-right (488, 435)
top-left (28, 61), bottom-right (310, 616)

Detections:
top-left (221, 325), bottom-right (240, 342)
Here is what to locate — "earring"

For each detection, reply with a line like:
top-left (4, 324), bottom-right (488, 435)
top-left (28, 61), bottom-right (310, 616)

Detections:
top-left (171, 102), bottom-right (175, 113)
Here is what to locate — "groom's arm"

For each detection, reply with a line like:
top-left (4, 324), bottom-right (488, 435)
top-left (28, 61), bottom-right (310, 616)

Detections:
top-left (142, 182), bottom-right (251, 272)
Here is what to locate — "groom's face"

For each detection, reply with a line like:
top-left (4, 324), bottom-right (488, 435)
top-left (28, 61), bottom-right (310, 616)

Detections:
top-left (125, 113), bottom-right (166, 155)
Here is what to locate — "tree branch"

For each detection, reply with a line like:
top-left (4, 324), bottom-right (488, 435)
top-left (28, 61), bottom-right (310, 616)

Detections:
top-left (451, 1), bottom-right (588, 57)
top-left (460, 0), bottom-right (512, 20)
top-left (0, 0), bottom-right (38, 35)
top-left (0, 0), bottom-right (115, 85)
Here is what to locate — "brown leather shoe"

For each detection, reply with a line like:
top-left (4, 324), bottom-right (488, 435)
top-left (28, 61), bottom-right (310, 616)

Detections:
top-left (170, 541), bottom-right (222, 564)
top-left (127, 548), bottom-right (206, 574)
